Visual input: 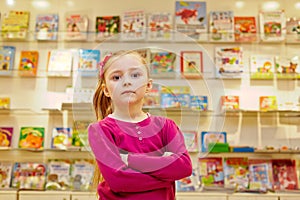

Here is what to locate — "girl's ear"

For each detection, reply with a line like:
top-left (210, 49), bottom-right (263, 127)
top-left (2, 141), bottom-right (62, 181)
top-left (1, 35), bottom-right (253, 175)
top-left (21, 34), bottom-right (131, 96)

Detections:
top-left (146, 79), bottom-right (153, 93)
top-left (101, 84), bottom-right (110, 97)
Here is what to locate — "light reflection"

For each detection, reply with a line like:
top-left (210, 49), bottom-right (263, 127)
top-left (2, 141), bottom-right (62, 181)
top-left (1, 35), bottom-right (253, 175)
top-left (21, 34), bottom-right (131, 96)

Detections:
top-left (235, 1), bottom-right (245, 9)
top-left (262, 1), bottom-right (280, 10)
top-left (66, 0), bottom-right (74, 7)
top-left (6, 0), bottom-right (15, 6)
top-left (31, 0), bottom-right (50, 9)
top-left (295, 2), bottom-right (300, 9)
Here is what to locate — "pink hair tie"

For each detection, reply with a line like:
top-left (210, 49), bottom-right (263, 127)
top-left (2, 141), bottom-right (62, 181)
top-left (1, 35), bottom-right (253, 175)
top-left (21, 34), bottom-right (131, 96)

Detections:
top-left (98, 53), bottom-right (112, 78)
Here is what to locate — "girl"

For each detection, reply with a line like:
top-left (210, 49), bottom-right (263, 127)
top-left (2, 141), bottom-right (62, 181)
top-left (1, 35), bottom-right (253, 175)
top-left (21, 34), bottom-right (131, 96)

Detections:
top-left (88, 50), bottom-right (192, 200)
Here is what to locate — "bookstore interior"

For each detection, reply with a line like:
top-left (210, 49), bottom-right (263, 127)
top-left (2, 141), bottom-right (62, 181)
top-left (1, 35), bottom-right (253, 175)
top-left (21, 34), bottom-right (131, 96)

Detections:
top-left (1, 0), bottom-right (300, 199)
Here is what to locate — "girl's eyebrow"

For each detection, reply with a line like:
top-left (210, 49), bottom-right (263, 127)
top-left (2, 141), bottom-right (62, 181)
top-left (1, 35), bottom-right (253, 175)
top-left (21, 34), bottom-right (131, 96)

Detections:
top-left (109, 67), bottom-right (143, 74)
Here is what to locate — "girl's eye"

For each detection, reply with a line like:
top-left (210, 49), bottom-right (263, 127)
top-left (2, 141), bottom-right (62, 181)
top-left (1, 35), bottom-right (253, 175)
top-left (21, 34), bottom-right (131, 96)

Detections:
top-left (112, 75), bottom-right (121, 81)
top-left (131, 72), bottom-right (141, 78)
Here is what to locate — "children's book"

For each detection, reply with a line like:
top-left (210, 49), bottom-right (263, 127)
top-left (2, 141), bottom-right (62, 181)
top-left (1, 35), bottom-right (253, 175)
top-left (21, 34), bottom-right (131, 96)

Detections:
top-left (250, 55), bottom-right (275, 79)
top-left (190, 95), bottom-right (208, 111)
top-left (0, 97), bottom-right (10, 109)
top-left (0, 162), bottom-right (13, 189)
top-left (275, 55), bottom-right (300, 79)
top-left (65, 13), bottom-right (89, 41)
top-left (78, 49), bottom-right (100, 77)
top-left (11, 162), bottom-right (47, 190)
top-left (18, 50), bottom-right (39, 77)
top-left (223, 157), bottom-right (249, 190)
top-left (198, 157), bottom-right (224, 186)
top-left (0, 127), bottom-right (13, 148)
top-left (180, 51), bottom-right (203, 79)
top-left (209, 10), bottom-right (234, 42)
top-left (72, 120), bottom-right (92, 149)
top-left (51, 127), bottom-right (72, 150)
top-left (259, 96), bottom-right (278, 111)
top-left (248, 159), bottom-right (273, 191)
top-left (234, 16), bottom-right (257, 42)
top-left (201, 131), bottom-right (227, 152)
top-left (35, 14), bottom-right (59, 41)
top-left (18, 127), bottom-right (45, 150)
top-left (0, 46), bottom-right (16, 76)
top-left (47, 49), bottom-right (73, 77)
top-left (175, 1), bottom-right (207, 41)
top-left (182, 131), bottom-right (198, 152)
top-left (259, 10), bottom-right (286, 42)
top-left (176, 168), bottom-right (200, 191)
top-left (121, 10), bottom-right (146, 40)
top-left (143, 83), bottom-right (160, 108)
top-left (147, 12), bottom-right (172, 41)
top-left (272, 159), bottom-right (298, 190)
top-left (286, 17), bottom-right (300, 43)
top-left (70, 159), bottom-right (94, 191)
top-left (149, 50), bottom-right (176, 78)
top-left (215, 47), bottom-right (243, 79)
top-left (95, 16), bottom-right (120, 41)
top-left (46, 159), bottom-right (72, 190)
top-left (1, 10), bottom-right (30, 39)
top-left (160, 86), bottom-right (190, 108)
top-left (220, 95), bottom-right (240, 111)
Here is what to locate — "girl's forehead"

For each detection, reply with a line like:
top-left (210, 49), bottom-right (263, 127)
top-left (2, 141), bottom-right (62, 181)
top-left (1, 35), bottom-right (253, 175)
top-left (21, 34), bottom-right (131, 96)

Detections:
top-left (109, 54), bottom-right (144, 70)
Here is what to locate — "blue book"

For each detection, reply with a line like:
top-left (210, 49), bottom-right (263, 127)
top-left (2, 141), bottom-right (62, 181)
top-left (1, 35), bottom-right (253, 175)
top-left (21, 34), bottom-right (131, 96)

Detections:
top-left (0, 46), bottom-right (16, 76)
top-left (200, 131), bottom-right (227, 152)
top-left (35, 14), bottom-right (59, 41)
top-left (190, 95), bottom-right (208, 110)
top-left (78, 49), bottom-right (101, 77)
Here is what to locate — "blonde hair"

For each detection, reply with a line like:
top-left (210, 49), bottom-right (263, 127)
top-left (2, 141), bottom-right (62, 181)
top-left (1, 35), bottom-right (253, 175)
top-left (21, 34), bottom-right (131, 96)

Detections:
top-left (92, 50), bottom-right (149, 189)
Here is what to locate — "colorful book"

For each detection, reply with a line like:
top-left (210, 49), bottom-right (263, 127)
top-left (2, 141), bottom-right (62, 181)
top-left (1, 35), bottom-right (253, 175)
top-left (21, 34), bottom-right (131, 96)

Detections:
top-left (220, 95), bottom-right (240, 111)
top-left (275, 55), bottom-right (300, 79)
top-left (175, 1), bottom-right (207, 41)
top-left (149, 50), bottom-right (176, 78)
top-left (190, 95), bottom-right (208, 111)
top-left (209, 10), bottom-right (234, 42)
top-left (35, 14), bottom-right (59, 41)
top-left (272, 159), bottom-right (298, 190)
top-left (147, 12), bottom-right (172, 41)
top-left (11, 162), bottom-right (47, 190)
top-left (180, 51), bottom-right (203, 79)
top-left (250, 55), bottom-right (275, 79)
top-left (201, 131), bottom-right (227, 152)
top-left (46, 159), bottom-right (72, 190)
top-left (259, 96), bottom-right (278, 111)
top-left (18, 127), bottom-right (45, 150)
top-left (65, 13), bottom-right (89, 41)
top-left (286, 17), bottom-right (300, 43)
top-left (70, 159), bottom-right (94, 191)
top-left (143, 83), bottom-right (160, 108)
top-left (95, 16), bottom-right (120, 41)
top-left (182, 131), bottom-right (198, 152)
top-left (18, 50), bottom-right (39, 77)
top-left (0, 97), bottom-right (10, 109)
top-left (0, 127), bottom-right (13, 148)
top-left (259, 10), bottom-right (286, 42)
top-left (198, 157), bottom-right (224, 186)
top-left (78, 49), bottom-right (100, 77)
top-left (234, 16), bottom-right (257, 42)
top-left (176, 168), bottom-right (200, 191)
top-left (0, 46), bottom-right (16, 76)
top-left (121, 10), bottom-right (146, 40)
top-left (215, 46), bottom-right (243, 78)
top-left (0, 162), bottom-right (13, 189)
top-left (51, 127), bottom-right (72, 150)
top-left (160, 86), bottom-right (190, 108)
top-left (72, 120), bottom-right (92, 148)
top-left (47, 49), bottom-right (73, 77)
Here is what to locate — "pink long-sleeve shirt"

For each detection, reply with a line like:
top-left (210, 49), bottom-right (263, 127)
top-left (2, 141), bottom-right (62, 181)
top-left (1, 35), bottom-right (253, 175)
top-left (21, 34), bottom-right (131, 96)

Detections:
top-left (88, 114), bottom-right (192, 200)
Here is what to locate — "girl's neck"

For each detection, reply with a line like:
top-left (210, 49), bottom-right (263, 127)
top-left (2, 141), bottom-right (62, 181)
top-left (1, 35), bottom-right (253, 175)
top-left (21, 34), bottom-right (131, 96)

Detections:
top-left (110, 109), bottom-right (148, 123)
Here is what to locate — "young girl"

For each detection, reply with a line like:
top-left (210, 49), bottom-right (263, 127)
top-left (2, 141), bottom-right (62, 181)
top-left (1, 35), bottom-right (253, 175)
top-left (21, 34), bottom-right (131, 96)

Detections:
top-left (88, 50), bottom-right (192, 200)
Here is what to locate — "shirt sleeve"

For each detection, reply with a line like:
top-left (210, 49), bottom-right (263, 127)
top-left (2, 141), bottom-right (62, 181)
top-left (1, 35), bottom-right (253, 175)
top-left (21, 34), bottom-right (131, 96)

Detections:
top-left (127, 119), bottom-right (193, 181)
top-left (88, 123), bottom-right (172, 193)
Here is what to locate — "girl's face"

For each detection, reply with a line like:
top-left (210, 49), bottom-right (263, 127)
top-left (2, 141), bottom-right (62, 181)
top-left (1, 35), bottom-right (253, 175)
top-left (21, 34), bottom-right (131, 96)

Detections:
top-left (102, 54), bottom-right (152, 107)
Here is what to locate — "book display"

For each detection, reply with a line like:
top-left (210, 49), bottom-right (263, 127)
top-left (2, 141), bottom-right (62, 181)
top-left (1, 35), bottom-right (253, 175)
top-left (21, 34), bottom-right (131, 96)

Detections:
top-left (1, 0), bottom-right (300, 200)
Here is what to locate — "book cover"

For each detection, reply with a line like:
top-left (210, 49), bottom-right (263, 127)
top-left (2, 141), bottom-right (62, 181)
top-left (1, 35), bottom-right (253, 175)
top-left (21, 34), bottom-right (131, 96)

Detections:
top-left (147, 12), bottom-right (172, 41)
top-left (70, 159), bottom-right (94, 191)
top-left (47, 49), bottom-right (73, 77)
top-left (198, 157), bottom-right (224, 186)
top-left (0, 127), bottom-right (13, 148)
top-left (143, 83), bottom-right (160, 108)
top-left (0, 97), bottom-right (10, 109)
top-left (176, 168), bottom-right (200, 191)
top-left (46, 159), bottom-right (72, 190)
top-left (51, 127), bottom-right (72, 150)
top-left (220, 95), bottom-right (240, 111)
top-left (121, 10), bottom-right (146, 40)
top-left (223, 157), bottom-right (249, 190)
top-left (175, 1), bottom-right (207, 41)
top-left (18, 127), bottom-right (45, 150)
top-left (78, 49), bottom-right (100, 77)
top-left (190, 95), bottom-right (208, 111)
top-left (234, 16), bottom-right (257, 42)
top-left (286, 17), bottom-right (300, 43)
top-left (215, 46), bottom-right (243, 79)
top-left (272, 159), bottom-right (298, 190)
top-left (65, 13), bottom-right (89, 41)
top-left (0, 45), bottom-right (16, 76)
top-left (182, 131), bottom-right (198, 152)
top-left (180, 51), bottom-right (203, 79)
top-left (275, 55), bottom-right (300, 79)
top-left (259, 10), bottom-right (286, 42)
top-left (209, 10), bottom-right (234, 42)
top-left (11, 162), bottom-right (47, 190)
top-left (95, 15), bottom-right (120, 41)
top-left (201, 131), bottom-right (227, 152)
top-left (250, 55), bottom-right (275, 79)
top-left (18, 50), bottom-right (39, 77)
top-left (160, 86), bottom-right (190, 108)
top-left (35, 14), bottom-right (59, 41)
top-left (149, 50), bottom-right (176, 78)
top-left (72, 120), bottom-right (92, 148)
top-left (1, 10), bottom-right (30, 39)
top-left (0, 162), bottom-right (13, 189)
top-left (259, 96), bottom-right (278, 111)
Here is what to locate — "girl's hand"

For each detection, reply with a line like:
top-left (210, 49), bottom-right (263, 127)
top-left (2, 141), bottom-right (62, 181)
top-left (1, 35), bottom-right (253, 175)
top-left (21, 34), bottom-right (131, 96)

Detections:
top-left (120, 153), bottom-right (128, 165)
top-left (162, 152), bottom-right (173, 157)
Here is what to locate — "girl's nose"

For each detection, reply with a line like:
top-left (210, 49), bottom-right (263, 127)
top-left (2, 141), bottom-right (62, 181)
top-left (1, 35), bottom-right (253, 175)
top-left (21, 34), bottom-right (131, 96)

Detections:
top-left (122, 74), bottom-right (132, 86)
